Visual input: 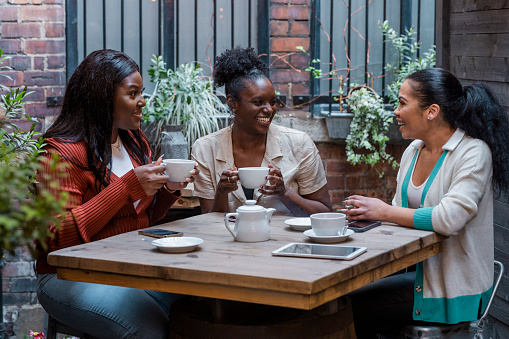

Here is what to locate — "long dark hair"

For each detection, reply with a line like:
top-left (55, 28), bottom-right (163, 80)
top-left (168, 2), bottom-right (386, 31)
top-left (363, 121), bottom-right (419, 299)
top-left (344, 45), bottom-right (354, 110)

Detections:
top-left (213, 46), bottom-right (270, 101)
top-left (43, 49), bottom-right (149, 191)
top-left (406, 68), bottom-right (509, 194)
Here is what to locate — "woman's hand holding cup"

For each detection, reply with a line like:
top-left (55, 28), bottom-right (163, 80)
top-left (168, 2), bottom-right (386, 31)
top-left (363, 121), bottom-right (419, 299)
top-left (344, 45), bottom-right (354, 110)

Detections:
top-left (218, 168), bottom-right (238, 194)
top-left (260, 164), bottom-right (286, 196)
top-left (133, 157), bottom-right (200, 196)
top-left (164, 160), bottom-right (200, 191)
top-left (134, 162), bottom-right (169, 196)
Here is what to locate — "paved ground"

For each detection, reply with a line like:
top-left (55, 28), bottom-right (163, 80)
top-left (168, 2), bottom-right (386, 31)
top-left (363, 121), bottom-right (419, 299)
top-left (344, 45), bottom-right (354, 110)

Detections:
top-left (3, 304), bottom-right (503, 338)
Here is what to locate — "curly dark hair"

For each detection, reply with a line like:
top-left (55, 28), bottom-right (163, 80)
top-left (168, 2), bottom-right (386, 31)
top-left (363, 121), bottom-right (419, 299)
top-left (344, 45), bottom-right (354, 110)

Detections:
top-left (406, 68), bottom-right (509, 194)
top-left (43, 49), bottom-right (150, 191)
top-left (213, 46), bottom-right (270, 100)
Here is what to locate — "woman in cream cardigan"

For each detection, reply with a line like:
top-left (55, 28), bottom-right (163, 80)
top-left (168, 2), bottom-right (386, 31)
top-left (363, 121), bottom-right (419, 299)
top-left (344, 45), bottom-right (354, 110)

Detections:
top-left (342, 68), bottom-right (509, 338)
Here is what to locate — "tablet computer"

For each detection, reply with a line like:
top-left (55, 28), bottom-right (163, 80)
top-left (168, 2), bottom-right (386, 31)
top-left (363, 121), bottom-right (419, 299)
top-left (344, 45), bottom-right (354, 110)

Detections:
top-left (272, 243), bottom-right (367, 260)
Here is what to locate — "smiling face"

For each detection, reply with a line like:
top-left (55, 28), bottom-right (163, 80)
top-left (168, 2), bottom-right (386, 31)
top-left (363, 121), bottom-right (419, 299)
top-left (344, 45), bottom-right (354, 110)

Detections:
top-left (112, 71), bottom-right (145, 137)
top-left (394, 79), bottom-right (430, 140)
top-left (231, 77), bottom-right (277, 135)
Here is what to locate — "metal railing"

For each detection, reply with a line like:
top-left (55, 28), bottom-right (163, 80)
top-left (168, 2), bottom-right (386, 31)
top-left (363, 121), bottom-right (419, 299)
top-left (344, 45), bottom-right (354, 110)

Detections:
top-left (66, 0), bottom-right (269, 92)
top-left (308, 0), bottom-right (435, 115)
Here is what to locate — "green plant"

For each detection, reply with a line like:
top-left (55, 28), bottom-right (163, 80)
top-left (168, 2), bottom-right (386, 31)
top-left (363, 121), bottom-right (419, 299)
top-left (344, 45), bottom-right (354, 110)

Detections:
top-left (296, 47), bottom-right (397, 172)
top-left (142, 55), bottom-right (229, 152)
top-left (0, 49), bottom-right (67, 256)
top-left (380, 20), bottom-right (436, 107)
top-left (345, 86), bottom-right (398, 176)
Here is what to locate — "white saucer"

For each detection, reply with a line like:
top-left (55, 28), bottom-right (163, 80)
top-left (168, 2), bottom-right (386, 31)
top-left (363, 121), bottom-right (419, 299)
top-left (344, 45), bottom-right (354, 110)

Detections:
top-left (303, 229), bottom-right (354, 243)
top-left (284, 217), bottom-right (312, 231)
top-left (151, 237), bottom-right (203, 253)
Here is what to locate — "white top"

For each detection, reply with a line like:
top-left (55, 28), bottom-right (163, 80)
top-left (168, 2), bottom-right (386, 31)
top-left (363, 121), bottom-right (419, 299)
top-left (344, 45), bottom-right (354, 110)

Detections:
top-left (407, 163), bottom-right (428, 209)
top-left (111, 138), bottom-right (140, 208)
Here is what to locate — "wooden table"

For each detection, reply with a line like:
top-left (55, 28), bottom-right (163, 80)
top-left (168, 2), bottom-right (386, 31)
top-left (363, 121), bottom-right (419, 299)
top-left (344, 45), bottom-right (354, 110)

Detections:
top-left (48, 213), bottom-right (444, 311)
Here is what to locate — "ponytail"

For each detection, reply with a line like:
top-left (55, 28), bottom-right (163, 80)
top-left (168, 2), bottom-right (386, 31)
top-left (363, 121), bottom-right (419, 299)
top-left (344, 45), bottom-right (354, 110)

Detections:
top-left (459, 83), bottom-right (509, 194)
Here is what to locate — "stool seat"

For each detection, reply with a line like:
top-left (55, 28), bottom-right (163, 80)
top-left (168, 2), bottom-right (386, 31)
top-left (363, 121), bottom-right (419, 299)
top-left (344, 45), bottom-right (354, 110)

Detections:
top-left (394, 322), bottom-right (473, 338)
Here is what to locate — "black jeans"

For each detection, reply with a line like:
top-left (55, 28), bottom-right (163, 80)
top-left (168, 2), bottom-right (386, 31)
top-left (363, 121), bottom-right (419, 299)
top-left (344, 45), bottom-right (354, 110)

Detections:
top-left (347, 271), bottom-right (416, 339)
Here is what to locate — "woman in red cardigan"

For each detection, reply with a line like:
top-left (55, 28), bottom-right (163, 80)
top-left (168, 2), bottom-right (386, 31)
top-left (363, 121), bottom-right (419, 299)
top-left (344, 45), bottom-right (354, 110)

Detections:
top-left (35, 49), bottom-right (198, 338)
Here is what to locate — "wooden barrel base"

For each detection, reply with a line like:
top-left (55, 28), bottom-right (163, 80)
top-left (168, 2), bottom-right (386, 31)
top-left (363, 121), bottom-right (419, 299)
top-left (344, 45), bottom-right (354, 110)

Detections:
top-left (169, 297), bottom-right (356, 339)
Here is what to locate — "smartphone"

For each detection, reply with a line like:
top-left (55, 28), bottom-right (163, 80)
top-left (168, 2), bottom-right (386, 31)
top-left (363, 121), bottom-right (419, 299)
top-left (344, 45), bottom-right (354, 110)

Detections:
top-left (138, 229), bottom-right (184, 238)
top-left (272, 243), bottom-right (367, 260)
top-left (347, 220), bottom-right (381, 232)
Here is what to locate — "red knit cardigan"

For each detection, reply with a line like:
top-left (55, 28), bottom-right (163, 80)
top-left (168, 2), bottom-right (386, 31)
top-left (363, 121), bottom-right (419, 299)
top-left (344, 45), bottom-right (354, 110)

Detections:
top-left (35, 131), bottom-right (179, 273)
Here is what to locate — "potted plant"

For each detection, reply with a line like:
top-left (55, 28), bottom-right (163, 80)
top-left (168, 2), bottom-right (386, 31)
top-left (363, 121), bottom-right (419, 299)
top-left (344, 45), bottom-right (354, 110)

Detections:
top-left (142, 55), bottom-right (230, 157)
top-left (345, 85), bottom-right (398, 176)
top-left (0, 49), bottom-right (66, 336)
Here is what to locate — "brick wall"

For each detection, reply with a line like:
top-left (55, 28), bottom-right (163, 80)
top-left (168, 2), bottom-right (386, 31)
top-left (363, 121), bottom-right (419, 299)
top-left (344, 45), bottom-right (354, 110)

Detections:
top-left (2, 246), bottom-right (37, 308)
top-left (269, 0), bottom-right (311, 104)
top-left (0, 0), bottom-right (65, 131)
top-left (1, 246), bottom-right (41, 336)
top-left (318, 142), bottom-right (407, 210)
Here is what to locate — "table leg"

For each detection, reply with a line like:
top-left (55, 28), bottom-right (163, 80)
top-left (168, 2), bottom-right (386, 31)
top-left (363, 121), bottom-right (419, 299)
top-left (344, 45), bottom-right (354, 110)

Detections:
top-left (211, 298), bottom-right (225, 323)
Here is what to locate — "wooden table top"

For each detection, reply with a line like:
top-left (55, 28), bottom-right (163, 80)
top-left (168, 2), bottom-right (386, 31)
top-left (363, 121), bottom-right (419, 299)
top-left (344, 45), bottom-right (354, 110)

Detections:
top-left (48, 213), bottom-right (444, 310)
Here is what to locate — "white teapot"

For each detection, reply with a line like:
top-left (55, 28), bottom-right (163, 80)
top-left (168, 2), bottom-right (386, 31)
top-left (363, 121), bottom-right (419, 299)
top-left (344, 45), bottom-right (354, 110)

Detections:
top-left (224, 200), bottom-right (276, 242)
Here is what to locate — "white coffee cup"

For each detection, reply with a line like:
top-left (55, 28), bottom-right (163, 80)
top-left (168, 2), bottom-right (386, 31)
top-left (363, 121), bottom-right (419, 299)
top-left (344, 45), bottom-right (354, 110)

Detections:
top-left (310, 212), bottom-right (346, 236)
top-left (162, 159), bottom-right (195, 182)
top-left (237, 167), bottom-right (269, 189)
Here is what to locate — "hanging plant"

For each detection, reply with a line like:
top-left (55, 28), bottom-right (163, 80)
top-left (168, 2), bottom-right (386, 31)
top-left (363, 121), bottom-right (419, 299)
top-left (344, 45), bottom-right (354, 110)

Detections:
top-left (345, 86), bottom-right (398, 176)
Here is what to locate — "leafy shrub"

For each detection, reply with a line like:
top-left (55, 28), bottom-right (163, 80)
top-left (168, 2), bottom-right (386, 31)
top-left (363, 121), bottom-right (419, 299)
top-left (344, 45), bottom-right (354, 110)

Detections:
top-left (0, 49), bottom-right (66, 255)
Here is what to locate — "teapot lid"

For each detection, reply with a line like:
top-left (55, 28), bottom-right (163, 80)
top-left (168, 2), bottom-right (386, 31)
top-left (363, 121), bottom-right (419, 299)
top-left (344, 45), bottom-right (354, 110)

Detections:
top-left (237, 200), bottom-right (264, 212)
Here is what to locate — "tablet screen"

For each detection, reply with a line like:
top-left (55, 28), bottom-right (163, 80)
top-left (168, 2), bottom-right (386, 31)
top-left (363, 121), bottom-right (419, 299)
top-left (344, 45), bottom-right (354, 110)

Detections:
top-left (272, 243), bottom-right (367, 260)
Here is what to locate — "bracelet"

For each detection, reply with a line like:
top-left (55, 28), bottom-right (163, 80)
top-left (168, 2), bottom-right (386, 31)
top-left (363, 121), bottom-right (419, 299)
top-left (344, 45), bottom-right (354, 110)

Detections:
top-left (162, 184), bottom-right (177, 194)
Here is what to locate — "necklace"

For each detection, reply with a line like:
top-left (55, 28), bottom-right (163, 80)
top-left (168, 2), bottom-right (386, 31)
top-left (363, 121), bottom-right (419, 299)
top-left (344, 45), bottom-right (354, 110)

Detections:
top-left (112, 138), bottom-right (121, 151)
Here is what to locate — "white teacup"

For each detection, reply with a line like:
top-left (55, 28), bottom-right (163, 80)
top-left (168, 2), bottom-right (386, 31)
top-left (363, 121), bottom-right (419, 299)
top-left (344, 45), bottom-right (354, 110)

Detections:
top-left (237, 167), bottom-right (269, 189)
top-left (162, 159), bottom-right (195, 182)
top-left (310, 212), bottom-right (346, 236)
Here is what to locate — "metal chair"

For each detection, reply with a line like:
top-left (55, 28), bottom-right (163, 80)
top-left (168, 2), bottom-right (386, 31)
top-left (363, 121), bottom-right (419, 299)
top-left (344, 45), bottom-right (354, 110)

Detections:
top-left (380, 260), bottom-right (504, 339)
top-left (33, 259), bottom-right (97, 339)
top-left (45, 312), bottom-right (99, 339)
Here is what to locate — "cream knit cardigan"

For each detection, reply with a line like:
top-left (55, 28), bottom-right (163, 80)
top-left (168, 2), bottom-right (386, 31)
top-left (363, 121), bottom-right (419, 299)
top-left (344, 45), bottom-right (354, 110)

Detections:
top-left (393, 129), bottom-right (494, 324)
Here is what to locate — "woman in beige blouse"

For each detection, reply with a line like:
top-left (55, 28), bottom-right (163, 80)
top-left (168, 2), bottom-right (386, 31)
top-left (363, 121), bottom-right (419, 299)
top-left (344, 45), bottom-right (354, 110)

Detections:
top-left (191, 47), bottom-right (332, 216)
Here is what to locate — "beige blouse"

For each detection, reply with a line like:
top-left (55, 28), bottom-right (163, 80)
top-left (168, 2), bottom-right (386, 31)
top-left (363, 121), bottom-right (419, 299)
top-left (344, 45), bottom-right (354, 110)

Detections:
top-left (191, 124), bottom-right (327, 215)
